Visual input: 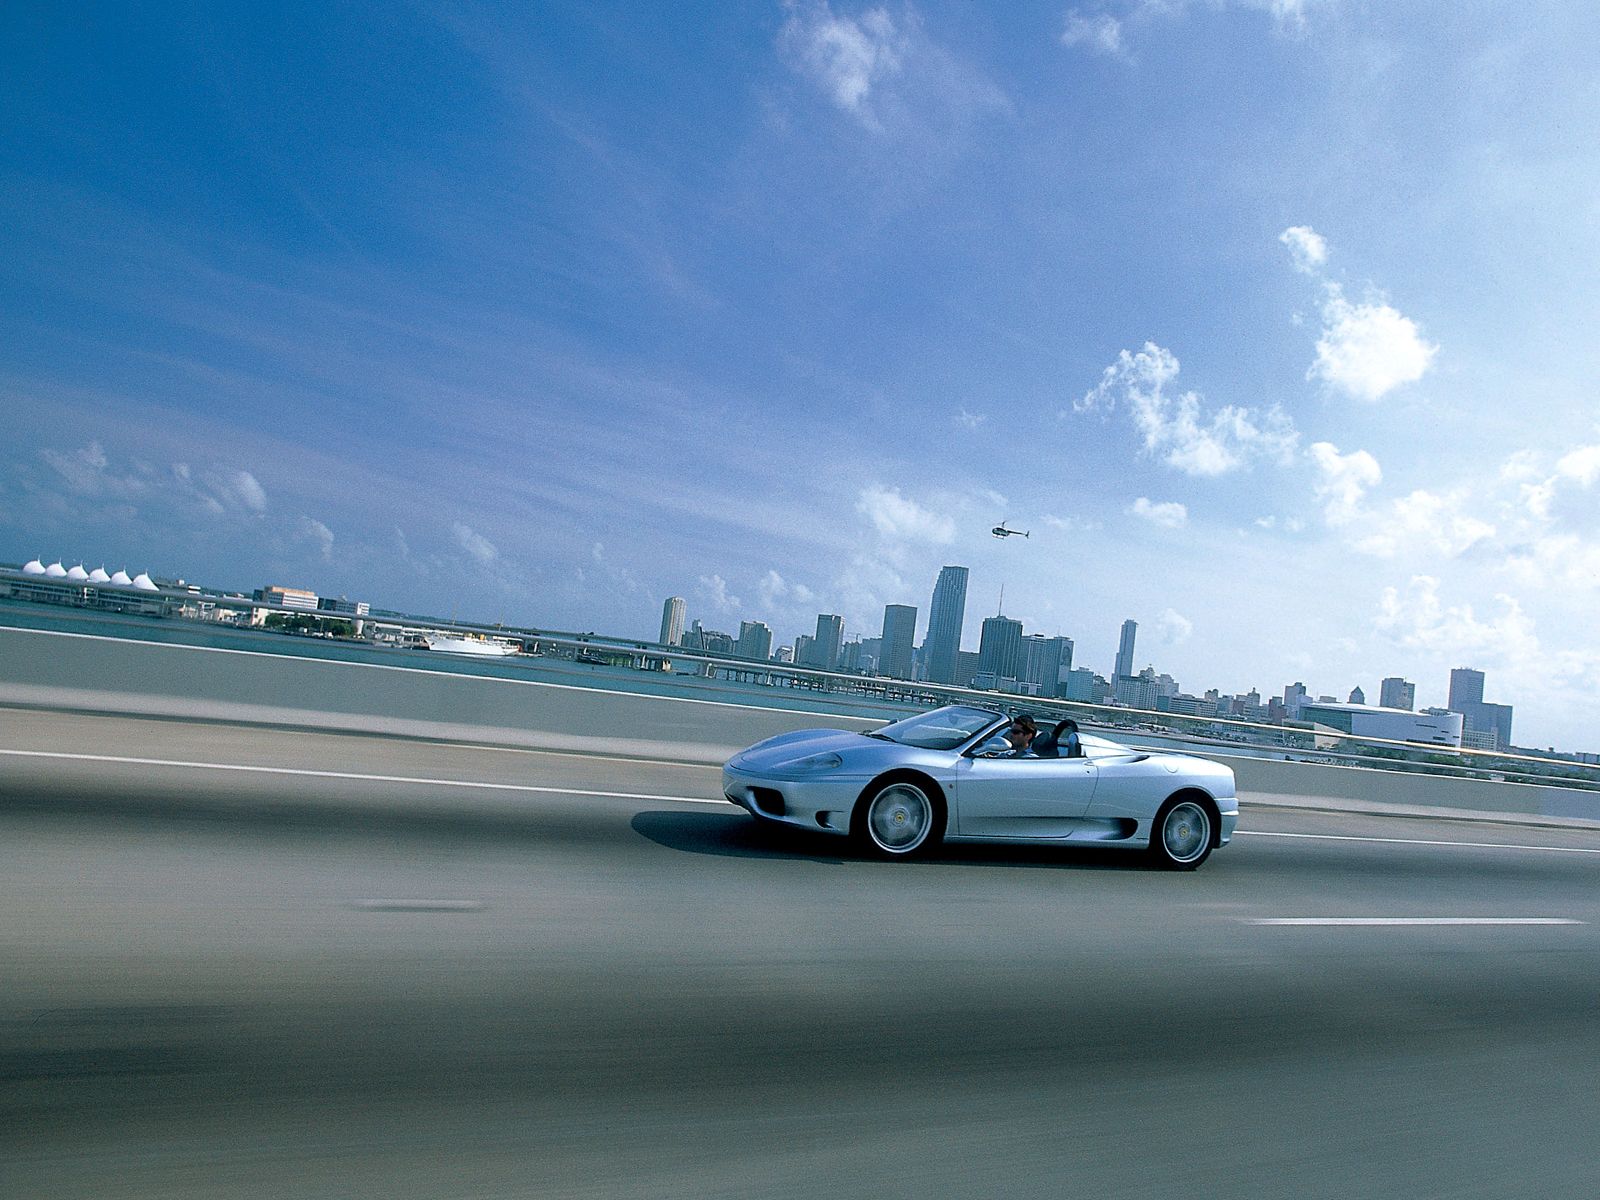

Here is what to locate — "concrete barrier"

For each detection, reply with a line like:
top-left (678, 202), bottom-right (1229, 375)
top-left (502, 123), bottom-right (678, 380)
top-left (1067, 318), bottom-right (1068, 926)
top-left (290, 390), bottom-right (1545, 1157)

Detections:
top-left (3, 623), bottom-right (1596, 824)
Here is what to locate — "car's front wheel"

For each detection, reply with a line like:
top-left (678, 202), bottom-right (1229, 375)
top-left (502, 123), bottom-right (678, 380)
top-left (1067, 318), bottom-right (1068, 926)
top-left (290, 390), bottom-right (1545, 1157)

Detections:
top-left (1149, 796), bottom-right (1214, 870)
top-left (854, 777), bottom-right (943, 859)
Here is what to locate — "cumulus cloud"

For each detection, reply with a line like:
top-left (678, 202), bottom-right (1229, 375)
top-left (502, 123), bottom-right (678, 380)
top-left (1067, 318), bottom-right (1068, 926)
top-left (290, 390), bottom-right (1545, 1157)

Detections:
top-left (1311, 292), bottom-right (1438, 403)
top-left (1376, 575), bottom-right (1538, 664)
top-left (698, 573), bottom-right (741, 613)
top-left (857, 485), bottom-right (956, 543)
top-left (758, 569), bottom-right (817, 608)
top-left (1555, 444), bottom-right (1600, 488)
top-left (1353, 489), bottom-right (1496, 559)
top-left (1281, 225), bottom-right (1439, 402)
top-left (452, 522), bottom-right (498, 565)
top-left (1061, 12), bottom-right (1124, 56)
top-left (1157, 608), bottom-right (1193, 645)
top-left (1308, 441), bottom-right (1381, 526)
top-left (1279, 225), bottom-right (1327, 273)
top-left (1128, 497), bottom-right (1188, 528)
top-left (955, 407), bottom-right (986, 430)
top-left (1076, 342), bottom-right (1299, 476)
top-left (781, 2), bottom-right (906, 121)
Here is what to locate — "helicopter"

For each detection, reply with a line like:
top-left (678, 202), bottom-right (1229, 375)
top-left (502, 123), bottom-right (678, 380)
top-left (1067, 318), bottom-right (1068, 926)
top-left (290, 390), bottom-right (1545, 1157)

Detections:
top-left (991, 522), bottom-right (1029, 539)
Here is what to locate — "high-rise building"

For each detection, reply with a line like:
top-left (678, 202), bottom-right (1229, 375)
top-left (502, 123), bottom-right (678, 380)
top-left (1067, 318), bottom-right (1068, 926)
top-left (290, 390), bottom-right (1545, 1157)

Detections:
top-left (1023, 635), bottom-right (1073, 697)
top-left (880, 604), bottom-right (917, 679)
top-left (977, 615), bottom-right (1024, 684)
top-left (1349, 685), bottom-right (1366, 705)
top-left (1448, 668), bottom-right (1485, 711)
top-left (1446, 668), bottom-right (1513, 750)
top-left (953, 650), bottom-right (981, 688)
top-left (922, 566), bottom-right (969, 685)
top-left (1115, 619), bottom-right (1137, 680)
top-left (1283, 681), bottom-right (1308, 719)
top-left (736, 620), bottom-right (772, 661)
top-left (792, 634), bottom-right (813, 667)
top-left (659, 596), bottom-right (686, 647)
top-left (1379, 677), bottom-right (1415, 711)
top-left (806, 614), bottom-right (844, 671)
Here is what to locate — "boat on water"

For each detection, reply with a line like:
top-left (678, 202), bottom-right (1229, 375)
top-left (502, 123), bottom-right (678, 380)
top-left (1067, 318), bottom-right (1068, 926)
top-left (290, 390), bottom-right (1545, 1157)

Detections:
top-left (423, 634), bottom-right (520, 656)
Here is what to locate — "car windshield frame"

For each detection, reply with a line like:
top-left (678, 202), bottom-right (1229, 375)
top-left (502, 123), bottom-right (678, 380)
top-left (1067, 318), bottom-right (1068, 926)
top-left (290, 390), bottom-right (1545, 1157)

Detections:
top-left (868, 705), bottom-right (1008, 752)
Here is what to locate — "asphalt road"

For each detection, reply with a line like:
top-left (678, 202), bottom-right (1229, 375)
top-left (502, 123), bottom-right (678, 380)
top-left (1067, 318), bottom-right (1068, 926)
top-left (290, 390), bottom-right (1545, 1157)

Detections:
top-left (4, 709), bottom-right (1600, 1199)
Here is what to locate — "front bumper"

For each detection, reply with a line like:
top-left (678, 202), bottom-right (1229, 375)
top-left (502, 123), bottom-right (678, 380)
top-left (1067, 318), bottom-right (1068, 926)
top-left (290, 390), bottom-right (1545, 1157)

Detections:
top-left (721, 764), bottom-right (864, 837)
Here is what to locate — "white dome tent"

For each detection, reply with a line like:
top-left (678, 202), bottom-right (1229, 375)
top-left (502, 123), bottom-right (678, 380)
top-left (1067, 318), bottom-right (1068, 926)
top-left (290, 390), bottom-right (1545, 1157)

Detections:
top-left (22, 558), bottom-right (45, 575)
top-left (66, 564), bottom-right (90, 581)
top-left (44, 562), bottom-right (67, 577)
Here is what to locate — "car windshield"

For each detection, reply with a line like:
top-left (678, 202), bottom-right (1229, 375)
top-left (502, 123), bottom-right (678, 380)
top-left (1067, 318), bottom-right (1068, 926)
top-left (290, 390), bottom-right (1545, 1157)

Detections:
top-left (868, 705), bottom-right (1003, 751)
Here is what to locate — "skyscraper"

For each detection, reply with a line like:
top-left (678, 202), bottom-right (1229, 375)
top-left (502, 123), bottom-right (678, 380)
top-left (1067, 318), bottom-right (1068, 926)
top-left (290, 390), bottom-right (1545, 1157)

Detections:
top-left (659, 596), bottom-right (686, 646)
top-left (1023, 634), bottom-right (1073, 697)
top-left (880, 604), bottom-right (917, 679)
top-left (922, 566), bottom-right (969, 685)
top-left (1448, 668), bottom-right (1485, 711)
top-left (1115, 619), bottom-right (1137, 680)
top-left (1379, 677), bottom-right (1415, 710)
top-left (736, 620), bottom-right (772, 661)
top-left (977, 614), bottom-right (1024, 683)
top-left (808, 614), bottom-right (844, 671)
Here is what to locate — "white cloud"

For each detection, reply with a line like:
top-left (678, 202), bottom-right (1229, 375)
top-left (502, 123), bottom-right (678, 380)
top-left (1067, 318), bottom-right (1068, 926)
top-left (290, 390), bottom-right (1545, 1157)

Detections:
top-left (298, 516), bottom-right (334, 561)
top-left (856, 484), bottom-right (956, 543)
top-left (1308, 441), bottom-right (1381, 526)
top-left (1555, 444), bottom-right (1600, 487)
top-left (781, 2), bottom-right (905, 121)
top-left (1502, 533), bottom-right (1600, 593)
top-left (1353, 489), bottom-right (1496, 559)
top-left (1157, 607), bottom-right (1193, 645)
top-left (230, 470), bottom-right (268, 513)
top-left (1376, 575), bottom-right (1538, 665)
top-left (955, 407), bottom-right (986, 430)
top-left (1311, 291), bottom-right (1439, 402)
top-left (1041, 512), bottom-right (1098, 532)
top-left (1077, 342), bottom-right (1299, 476)
top-left (452, 522), bottom-right (498, 565)
top-left (1061, 12), bottom-right (1125, 56)
top-left (1128, 497), bottom-right (1188, 528)
top-left (758, 569), bottom-right (817, 608)
top-left (1281, 225), bottom-right (1439, 402)
top-left (698, 573), bottom-right (742, 613)
top-left (1279, 225), bottom-right (1327, 273)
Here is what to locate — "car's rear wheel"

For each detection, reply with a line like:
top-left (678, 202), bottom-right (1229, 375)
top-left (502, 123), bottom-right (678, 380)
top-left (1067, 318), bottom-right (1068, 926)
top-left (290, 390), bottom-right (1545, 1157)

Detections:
top-left (1149, 796), bottom-right (1214, 871)
top-left (854, 778), bottom-right (942, 859)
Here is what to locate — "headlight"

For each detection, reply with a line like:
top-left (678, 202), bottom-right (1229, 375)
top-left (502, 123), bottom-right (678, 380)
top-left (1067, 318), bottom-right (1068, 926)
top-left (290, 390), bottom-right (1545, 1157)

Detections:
top-left (782, 752), bottom-right (842, 773)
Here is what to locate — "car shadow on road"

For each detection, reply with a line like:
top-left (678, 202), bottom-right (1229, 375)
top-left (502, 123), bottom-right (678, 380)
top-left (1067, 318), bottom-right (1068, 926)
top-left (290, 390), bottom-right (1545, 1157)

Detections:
top-left (630, 810), bottom-right (1147, 871)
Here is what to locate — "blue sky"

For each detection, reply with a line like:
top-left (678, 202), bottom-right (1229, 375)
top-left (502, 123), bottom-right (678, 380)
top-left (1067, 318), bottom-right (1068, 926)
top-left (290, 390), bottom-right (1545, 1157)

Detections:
top-left (4, 1), bottom-right (1600, 749)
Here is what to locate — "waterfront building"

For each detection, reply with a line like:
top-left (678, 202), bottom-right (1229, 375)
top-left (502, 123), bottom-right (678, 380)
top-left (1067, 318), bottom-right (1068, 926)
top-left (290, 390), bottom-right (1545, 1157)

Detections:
top-left (1379, 677), bottom-right (1415, 711)
top-left (1349, 685), bottom-right (1366, 704)
top-left (736, 620), bottom-right (773, 662)
top-left (879, 604), bottom-right (917, 679)
top-left (953, 649), bottom-right (981, 689)
top-left (659, 596), bottom-right (686, 647)
top-left (1299, 702), bottom-right (1463, 748)
top-left (921, 566), bottom-right (969, 685)
top-left (1114, 619), bottom-right (1137, 681)
top-left (257, 585), bottom-right (319, 611)
top-left (977, 615), bottom-right (1024, 685)
top-left (793, 634), bottom-right (814, 668)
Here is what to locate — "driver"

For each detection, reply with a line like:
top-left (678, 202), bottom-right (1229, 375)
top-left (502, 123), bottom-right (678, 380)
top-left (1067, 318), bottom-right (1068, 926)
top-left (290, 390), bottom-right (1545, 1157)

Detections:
top-left (1003, 714), bottom-right (1037, 757)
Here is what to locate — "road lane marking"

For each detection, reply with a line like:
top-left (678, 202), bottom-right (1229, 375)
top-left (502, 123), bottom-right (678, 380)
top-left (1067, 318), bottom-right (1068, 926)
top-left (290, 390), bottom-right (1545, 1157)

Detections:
top-left (1249, 918), bottom-right (1584, 926)
top-left (0, 748), bottom-right (737, 807)
top-left (1237, 829), bottom-right (1600, 855)
top-left (353, 899), bottom-right (485, 912)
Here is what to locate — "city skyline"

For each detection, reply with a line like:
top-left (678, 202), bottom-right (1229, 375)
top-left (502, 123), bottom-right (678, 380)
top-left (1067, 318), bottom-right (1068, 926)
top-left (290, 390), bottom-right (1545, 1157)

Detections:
top-left (649, 558), bottom-right (1525, 747)
top-left (5, 6), bottom-right (1600, 749)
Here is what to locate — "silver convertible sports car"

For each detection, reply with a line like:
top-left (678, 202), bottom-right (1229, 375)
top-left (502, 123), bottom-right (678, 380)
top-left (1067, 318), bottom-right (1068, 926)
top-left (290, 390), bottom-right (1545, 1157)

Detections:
top-left (722, 704), bottom-right (1237, 869)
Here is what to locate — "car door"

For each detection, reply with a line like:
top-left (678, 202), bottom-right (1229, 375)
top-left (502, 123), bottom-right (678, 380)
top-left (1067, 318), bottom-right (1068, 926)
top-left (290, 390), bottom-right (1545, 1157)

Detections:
top-left (953, 752), bottom-right (1098, 839)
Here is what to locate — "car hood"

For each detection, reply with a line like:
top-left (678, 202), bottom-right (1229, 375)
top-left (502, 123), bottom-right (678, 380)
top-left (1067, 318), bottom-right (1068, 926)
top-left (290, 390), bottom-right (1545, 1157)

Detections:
top-left (729, 728), bottom-right (872, 771)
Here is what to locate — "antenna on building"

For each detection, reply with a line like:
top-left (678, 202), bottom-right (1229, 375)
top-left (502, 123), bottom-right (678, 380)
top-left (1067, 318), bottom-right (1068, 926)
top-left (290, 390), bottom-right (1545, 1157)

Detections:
top-left (997, 585), bottom-right (1004, 616)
